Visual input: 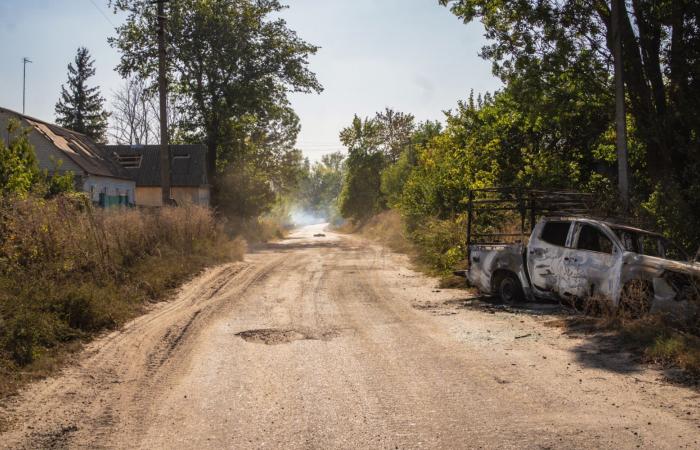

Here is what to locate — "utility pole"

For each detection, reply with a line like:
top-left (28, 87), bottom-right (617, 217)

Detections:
top-left (22, 57), bottom-right (32, 114)
top-left (611, 0), bottom-right (629, 212)
top-left (156, 0), bottom-right (171, 206)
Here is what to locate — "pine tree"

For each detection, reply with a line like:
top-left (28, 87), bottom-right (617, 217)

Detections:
top-left (55, 47), bottom-right (110, 143)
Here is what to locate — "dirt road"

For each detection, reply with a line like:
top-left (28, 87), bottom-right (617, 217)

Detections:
top-left (1, 224), bottom-right (699, 449)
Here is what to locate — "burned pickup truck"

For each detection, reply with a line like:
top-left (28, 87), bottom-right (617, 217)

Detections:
top-left (457, 189), bottom-right (700, 315)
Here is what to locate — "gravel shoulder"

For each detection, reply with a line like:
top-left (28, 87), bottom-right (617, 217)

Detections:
top-left (1, 224), bottom-right (698, 449)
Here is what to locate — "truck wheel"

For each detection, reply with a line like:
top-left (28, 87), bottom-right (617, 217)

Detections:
top-left (619, 280), bottom-right (653, 318)
top-left (498, 273), bottom-right (524, 304)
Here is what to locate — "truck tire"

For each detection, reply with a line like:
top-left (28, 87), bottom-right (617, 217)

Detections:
top-left (497, 272), bottom-right (524, 304)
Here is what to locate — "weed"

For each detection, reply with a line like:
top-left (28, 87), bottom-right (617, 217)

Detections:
top-left (0, 196), bottom-right (244, 396)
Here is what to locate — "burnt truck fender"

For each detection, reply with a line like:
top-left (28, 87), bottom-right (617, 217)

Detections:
top-left (620, 253), bottom-right (700, 318)
top-left (466, 244), bottom-right (535, 301)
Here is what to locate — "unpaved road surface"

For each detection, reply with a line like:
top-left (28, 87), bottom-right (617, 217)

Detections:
top-left (1, 224), bottom-right (699, 449)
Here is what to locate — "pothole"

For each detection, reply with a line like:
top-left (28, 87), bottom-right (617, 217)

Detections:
top-left (235, 328), bottom-right (340, 345)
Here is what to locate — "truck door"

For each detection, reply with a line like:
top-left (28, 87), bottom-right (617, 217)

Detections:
top-left (558, 222), bottom-right (621, 300)
top-left (527, 220), bottom-right (573, 296)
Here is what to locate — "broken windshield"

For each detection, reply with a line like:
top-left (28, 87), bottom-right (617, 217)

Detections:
top-left (613, 228), bottom-right (688, 262)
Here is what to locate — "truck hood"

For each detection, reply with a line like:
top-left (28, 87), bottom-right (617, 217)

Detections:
top-left (624, 253), bottom-right (700, 278)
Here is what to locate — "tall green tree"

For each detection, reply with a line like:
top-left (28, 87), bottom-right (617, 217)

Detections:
top-left (338, 116), bottom-right (386, 221)
top-left (439, 0), bottom-right (700, 247)
top-left (55, 47), bottom-right (110, 142)
top-left (109, 0), bottom-right (322, 196)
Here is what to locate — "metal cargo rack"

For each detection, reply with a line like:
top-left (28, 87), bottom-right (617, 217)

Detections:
top-left (465, 188), bottom-right (596, 247)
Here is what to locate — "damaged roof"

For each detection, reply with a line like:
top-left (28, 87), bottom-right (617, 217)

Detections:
top-left (105, 145), bottom-right (209, 188)
top-left (0, 106), bottom-right (131, 180)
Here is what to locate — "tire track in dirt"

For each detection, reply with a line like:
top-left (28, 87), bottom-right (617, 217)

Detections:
top-left (0, 256), bottom-right (286, 449)
top-left (2, 225), bottom-right (699, 449)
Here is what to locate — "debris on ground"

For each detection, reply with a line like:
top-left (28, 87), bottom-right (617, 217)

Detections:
top-left (313, 233), bottom-right (326, 237)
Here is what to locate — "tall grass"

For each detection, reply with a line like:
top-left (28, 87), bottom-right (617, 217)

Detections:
top-left (0, 195), bottom-right (244, 395)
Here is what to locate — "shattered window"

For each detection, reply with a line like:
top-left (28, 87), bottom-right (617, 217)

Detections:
top-left (540, 221), bottom-right (571, 246)
top-left (576, 224), bottom-right (613, 254)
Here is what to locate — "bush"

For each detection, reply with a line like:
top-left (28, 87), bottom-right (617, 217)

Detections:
top-left (0, 196), bottom-right (244, 373)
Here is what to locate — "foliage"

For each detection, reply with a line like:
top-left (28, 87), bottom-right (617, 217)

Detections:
top-left (296, 152), bottom-right (345, 219)
top-left (0, 120), bottom-right (41, 196)
top-left (0, 197), bottom-right (243, 392)
top-left (438, 0), bottom-right (700, 250)
top-left (338, 116), bottom-right (386, 221)
top-left (338, 150), bottom-right (386, 222)
top-left (55, 47), bottom-right (110, 142)
top-left (338, 110), bottom-right (419, 222)
top-left (109, 0), bottom-right (322, 216)
top-left (0, 120), bottom-right (75, 199)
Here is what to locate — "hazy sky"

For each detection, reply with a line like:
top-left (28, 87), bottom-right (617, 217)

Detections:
top-left (0, 0), bottom-right (501, 161)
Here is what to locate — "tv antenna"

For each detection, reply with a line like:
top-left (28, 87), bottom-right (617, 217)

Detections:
top-left (23, 57), bottom-right (32, 114)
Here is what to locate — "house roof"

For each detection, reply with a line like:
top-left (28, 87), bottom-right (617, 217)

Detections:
top-left (0, 106), bottom-right (131, 180)
top-left (105, 145), bottom-right (208, 188)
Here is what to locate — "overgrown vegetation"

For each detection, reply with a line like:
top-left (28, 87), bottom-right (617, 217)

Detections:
top-left (0, 197), bottom-right (244, 396)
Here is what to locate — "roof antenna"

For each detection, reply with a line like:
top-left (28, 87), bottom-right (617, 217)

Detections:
top-left (23, 57), bottom-right (32, 114)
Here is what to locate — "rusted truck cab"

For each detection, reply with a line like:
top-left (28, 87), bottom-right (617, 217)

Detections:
top-left (467, 216), bottom-right (700, 314)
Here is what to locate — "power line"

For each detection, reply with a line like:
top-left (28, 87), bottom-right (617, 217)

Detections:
top-left (88, 0), bottom-right (117, 27)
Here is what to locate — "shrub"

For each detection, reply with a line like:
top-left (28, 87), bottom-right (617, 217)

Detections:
top-left (0, 196), bottom-right (243, 371)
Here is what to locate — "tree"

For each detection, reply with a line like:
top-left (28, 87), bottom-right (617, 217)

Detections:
top-left (297, 151), bottom-right (345, 218)
top-left (338, 116), bottom-right (387, 221)
top-left (109, 77), bottom-right (185, 145)
top-left (375, 108), bottom-right (415, 163)
top-left (0, 120), bottom-right (74, 197)
top-left (439, 0), bottom-right (700, 248)
top-left (0, 120), bottom-right (40, 196)
top-left (109, 0), bottom-right (322, 190)
top-left (55, 47), bottom-right (110, 142)
top-left (110, 77), bottom-right (155, 145)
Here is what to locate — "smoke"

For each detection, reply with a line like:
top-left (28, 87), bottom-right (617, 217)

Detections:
top-left (289, 207), bottom-right (327, 226)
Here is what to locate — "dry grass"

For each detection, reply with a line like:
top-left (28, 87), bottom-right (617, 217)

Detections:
top-left (342, 210), bottom-right (467, 282)
top-left (0, 195), bottom-right (244, 397)
top-left (224, 215), bottom-right (289, 244)
top-left (562, 287), bottom-right (700, 380)
top-left (359, 211), bottom-right (416, 255)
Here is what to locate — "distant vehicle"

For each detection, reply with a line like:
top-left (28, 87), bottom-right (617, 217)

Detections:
top-left (456, 189), bottom-right (700, 316)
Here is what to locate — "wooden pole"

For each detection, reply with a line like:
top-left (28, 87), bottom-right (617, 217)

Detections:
top-left (157, 0), bottom-right (171, 206)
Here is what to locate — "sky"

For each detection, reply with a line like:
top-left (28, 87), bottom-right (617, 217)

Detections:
top-left (0, 0), bottom-right (501, 161)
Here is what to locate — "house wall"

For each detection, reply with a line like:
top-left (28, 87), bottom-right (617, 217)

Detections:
top-left (82, 176), bottom-right (136, 207)
top-left (135, 186), bottom-right (210, 207)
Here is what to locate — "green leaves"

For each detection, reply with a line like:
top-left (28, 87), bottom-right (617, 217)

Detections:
top-left (0, 120), bottom-right (40, 197)
top-left (55, 48), bottom-right (110, 143)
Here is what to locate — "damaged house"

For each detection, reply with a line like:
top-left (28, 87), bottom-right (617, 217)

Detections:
top-left (0, 107), bottom-right (135, 206)
top-left (105, 145), bottom-right (210, 207)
